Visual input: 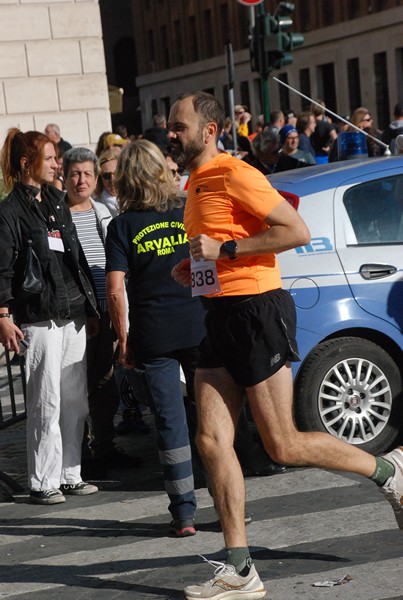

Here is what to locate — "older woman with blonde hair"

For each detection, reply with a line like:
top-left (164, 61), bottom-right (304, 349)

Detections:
top-left (105, 139), bottom-right (205, 537)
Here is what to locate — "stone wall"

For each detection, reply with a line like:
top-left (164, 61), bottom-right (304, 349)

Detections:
top-left (0, 0), bottom-right (111, 148)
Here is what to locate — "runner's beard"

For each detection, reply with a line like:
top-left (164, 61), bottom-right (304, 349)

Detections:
top-left (171, 133), bottom-right (205, 168)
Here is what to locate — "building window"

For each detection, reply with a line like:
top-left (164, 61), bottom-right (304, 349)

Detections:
top-left (174, 20), bottom-right (184, 66)
top-left (297, 2), bottom-right (311, 32)
top-left (160, 25), bottom-right (170, 69)
top-left (255, 78), bottom-right (262, 118)
top-left (347, 0), bottom-right (360, 19)
top-left (189, 16), bottom-right (198, 62)
top-left (299, 68), bottom-right (311, 110)
top-left (147, 30), bottom-right (155, 70)
top-left (322, 2), bottom-right (334, 26)
top-left (151, 99), bottom-right (158, 116)
top-left (374, 52), bottom-right (389, 130)
top-left (204, 10), bottom-right (214, 58)
top-left (317, 63), bottom-right (337, 113)
top-left (347, 58), bottom-right (361, 113)
top-left (220, 3), bottom-right (229, 43)
top-left (239, 10), bottom-right (250, 48)
top-left (373, 0), bottom-right (392, 11)
top-left (222, 84), bottom-right (229, 117)
top-left (114, 37), bottom-right (137, 96)
top-left (240, 81), bottom-right (250, 111)
top-left (161, 97), bottom-right (170, 119)
top-left (277, 73), bottom-right (290, 112)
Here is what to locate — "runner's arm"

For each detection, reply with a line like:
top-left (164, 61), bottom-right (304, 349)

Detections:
top-left (189, 199), bottom-right (310, 260)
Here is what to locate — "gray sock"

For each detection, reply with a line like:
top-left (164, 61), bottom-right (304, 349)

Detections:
top-left (370, 456), bottom-right (395, 486)
top-left (226, 547), bottom-right (252, 575)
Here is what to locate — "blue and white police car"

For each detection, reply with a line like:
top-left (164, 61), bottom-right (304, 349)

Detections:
top-left (270, 156), bottom-right (403, 454)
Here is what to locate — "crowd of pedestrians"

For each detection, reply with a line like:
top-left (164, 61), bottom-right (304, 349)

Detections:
top-left (0, 93), bottom-right (401, 598)
top-left (218, 100), bottom-right (403, 173)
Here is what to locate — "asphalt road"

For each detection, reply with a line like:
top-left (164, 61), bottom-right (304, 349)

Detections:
top-left (0, 414), bottom-right (403, 600)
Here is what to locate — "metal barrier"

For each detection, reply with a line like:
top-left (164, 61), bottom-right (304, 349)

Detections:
top-left (0, 349), bottom-right (26, 429)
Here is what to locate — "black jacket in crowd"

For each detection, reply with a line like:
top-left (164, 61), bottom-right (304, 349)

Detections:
top-left (0, 183), bottom-right (98, 324)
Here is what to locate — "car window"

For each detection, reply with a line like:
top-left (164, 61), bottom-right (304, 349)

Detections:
top-left (343, 175), bottom-right (403, 244)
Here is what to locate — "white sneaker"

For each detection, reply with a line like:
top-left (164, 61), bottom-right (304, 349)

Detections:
top-left (380, 446), bottom-right (403, 530)
top-left (184, 557), bottom-right (266, 600)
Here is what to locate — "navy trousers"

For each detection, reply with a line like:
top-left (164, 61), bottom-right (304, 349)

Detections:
top-left (139, 347), bottom-right (198, 520)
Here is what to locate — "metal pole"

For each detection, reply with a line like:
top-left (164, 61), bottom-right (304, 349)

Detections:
top-left (249, 6), bottom-right (255, 28)
top-left (272, 76), bottom-right (391, 154)
top-left (262, 79), bottom-right (270, 124)
top-left (257, 4), bottom-right (270, 124)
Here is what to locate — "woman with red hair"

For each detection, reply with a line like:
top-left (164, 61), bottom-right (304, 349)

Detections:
top-left (0, 128), bottom-right (98, 504)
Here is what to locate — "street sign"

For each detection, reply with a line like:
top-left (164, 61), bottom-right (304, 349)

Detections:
top-left (236, 0), bottom-right (264, 5)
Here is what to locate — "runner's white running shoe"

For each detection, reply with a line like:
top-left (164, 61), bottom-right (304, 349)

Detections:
top-left (184, 557), bottom-right (266, 600)
top-left (380, 446), bottom-right (403, 530)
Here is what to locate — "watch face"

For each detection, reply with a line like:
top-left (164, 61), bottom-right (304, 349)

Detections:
top-left (222, 240), bottom-right (237, 258)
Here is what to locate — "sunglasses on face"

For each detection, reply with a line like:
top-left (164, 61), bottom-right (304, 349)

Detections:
top-left (171, 168), bottom-right (183, 177)
top-left (101, 172), bottom-right (115, 181)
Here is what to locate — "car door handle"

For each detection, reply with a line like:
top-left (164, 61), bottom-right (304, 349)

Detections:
top-left (359, 263), bottom-right (397, 280)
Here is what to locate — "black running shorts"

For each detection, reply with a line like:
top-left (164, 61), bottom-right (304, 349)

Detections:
top-left (198, 288), bottom-right (300, 387)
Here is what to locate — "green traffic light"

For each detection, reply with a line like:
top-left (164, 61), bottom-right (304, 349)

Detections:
top-left (278, 52), bottom-right (293, 67)
top-left (249, 7), bottom-right (304, 74)
top-left (290, 32), bottom-right (304, 49)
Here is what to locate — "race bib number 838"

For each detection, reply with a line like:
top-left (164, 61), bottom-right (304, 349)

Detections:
top-left (190, 258), bottom-right (221, 297)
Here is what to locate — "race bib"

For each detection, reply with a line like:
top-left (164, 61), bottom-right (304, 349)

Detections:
top-left (190, 258), bottom-right (221, 297)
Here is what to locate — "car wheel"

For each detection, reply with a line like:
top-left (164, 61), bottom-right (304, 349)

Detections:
top-left (294, 337), bottom-right (403, 454)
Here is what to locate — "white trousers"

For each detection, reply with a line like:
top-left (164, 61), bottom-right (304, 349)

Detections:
top-left (22, 317), bottom-right (88, 491)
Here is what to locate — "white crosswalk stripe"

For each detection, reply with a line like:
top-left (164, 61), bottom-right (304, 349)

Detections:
top-left (0, 470), bottom-right (359, 545)
top-left (0, 468), bottom-right (402, 599)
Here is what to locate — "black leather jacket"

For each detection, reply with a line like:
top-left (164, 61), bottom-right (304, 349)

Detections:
top-left (0, 183), bottom-right (98, 324)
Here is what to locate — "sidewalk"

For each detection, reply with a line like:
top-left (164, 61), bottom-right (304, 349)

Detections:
top-left (0, 409), bottom-right (164, 502)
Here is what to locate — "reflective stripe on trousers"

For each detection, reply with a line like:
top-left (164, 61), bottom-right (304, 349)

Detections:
top-left (138, 351), bottom-right (197, 520)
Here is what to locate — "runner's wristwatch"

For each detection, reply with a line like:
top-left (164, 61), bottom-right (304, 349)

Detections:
top-left (220, 240), bottom-right (238, 260)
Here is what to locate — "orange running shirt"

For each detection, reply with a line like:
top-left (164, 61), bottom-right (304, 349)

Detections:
top-left (184, 152), bottom-right (285, 296)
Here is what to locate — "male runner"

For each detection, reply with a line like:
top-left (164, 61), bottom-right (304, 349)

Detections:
top-left (169, 91), bottom-right (403, 600)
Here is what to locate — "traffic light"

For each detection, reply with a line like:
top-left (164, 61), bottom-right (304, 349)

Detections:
top-left (266, 13), bottom-right (304, 71)
top-left (249, 5), bottom-right (304, 75)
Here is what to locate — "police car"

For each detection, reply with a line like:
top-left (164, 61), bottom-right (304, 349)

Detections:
top-left (270, 156), bottom-right (403, 454)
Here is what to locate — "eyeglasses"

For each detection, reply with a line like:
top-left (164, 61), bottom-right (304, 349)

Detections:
top-left (171, 168), bottom-right (183, 177)
top-left (101, 172), bottom-right (115, 181)
top-left (287, 136), bottom-right (299, 140)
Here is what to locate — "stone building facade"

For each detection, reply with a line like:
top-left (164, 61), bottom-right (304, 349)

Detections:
top-left (131, 0), bottom-right (403, 132)
top-left (0, 0), bottom-right (111, 147)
